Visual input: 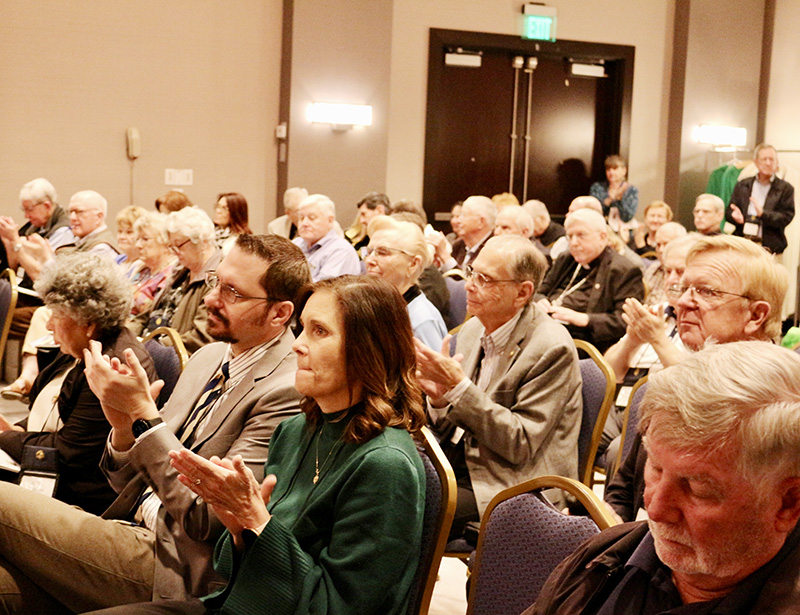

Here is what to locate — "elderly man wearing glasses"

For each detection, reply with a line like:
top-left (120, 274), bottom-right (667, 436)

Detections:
top-left (138, 207), bottom-right (221, 354)
top-left (414, 235), bottom-right (582, 545)
top-left (604, 234), bottom-right (788, 524)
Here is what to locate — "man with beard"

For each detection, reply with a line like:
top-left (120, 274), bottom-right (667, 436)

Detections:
top-left (0, 235), bottom-right (310, 614)
top-left (524, 341), bottom-right (800, 614)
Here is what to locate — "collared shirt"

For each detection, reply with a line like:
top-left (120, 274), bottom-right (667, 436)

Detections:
top-left (750, 175), bottom-right (774, 215)
top-left (108, 335), bottom-right (281, 530)
top-left (293, 229), bottom-right (360, 282)
top-left (75, 224), bottom-right (119, 260)
top-left (462, 230), bottom-right (494, 269)
top-left (444, 307), bottom-right (525, 404)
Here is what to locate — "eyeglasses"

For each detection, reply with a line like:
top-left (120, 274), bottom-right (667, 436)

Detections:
top-left (364, 246), bottom-right (414, 259)
top-left (667, 283), bottom-right (750, 303)
top-left (135, 235), bottom-right (153, 244)
top-left (169, 238), bottom-right (192, 253)
top-left (205, 271), bottom-right (270, 304)
top-left (465, 265), bottom-right (518, 288)
top-left (68, 208), bottom-right (98, 217)
top-left (20, 201), bottom-right (46, 214)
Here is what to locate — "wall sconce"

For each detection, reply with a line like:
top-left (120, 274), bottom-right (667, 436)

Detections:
top-left (693, 124), bottom-right (747, 148)
top-left (308, 102), bottom-right (373, 131)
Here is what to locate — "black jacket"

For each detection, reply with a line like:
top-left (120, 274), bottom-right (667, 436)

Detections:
top-left (726, 176), bottom-right (795, 254)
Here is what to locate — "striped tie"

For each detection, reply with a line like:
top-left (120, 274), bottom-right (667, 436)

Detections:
top-left (177, 361), bottom-right (229, 446)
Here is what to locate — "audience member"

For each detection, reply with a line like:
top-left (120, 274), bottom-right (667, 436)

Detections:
top-left (642, 221), bottom-right (686, 306)
top-left (88, 275), bottom-right (427, 615)
top-left (692, 193), bottom-right (724, 236)
top-left (0, 177), bottom-right (73, 275)
top-left (128, 213), bottom-right (177, 324)
top-left (525, 342), bottom-right (800, 614)
top-left (268, 187), bottom-right (307, 239)
top-left (590, 154), bottom-right (638, 223)
top-left (415, 235), bottom-right (582, 541)
top-left (494, 205), bottom-right (534, 238)
top-left (0, 235), bottom-right (309, 613)
top-left (430, 195), bottom-right (496, 271)
top-left (548, 195), bottom-right (603, 261)
top-left (366, 216), bottom-right (447, 349)
top-left (345, 191), bottom-right (390, 255)
top-left (139, 207), bottom-right (221, 353)
top-left (0, 253), bottom-right (156, 514)
top-left (491, 191), bottom-right (520, 210)
top-left (293, 194), bottom-right (360, 281)
top-left (445, 201), bottom-right (463, 244)
top-left (726, 143), bottom-right (795, 255)
top-left (537, 208), bottom-right (645, 352)
top-left (114, 205), bottom-right (147, 274)
top-left (605, 234), bottom-right (788, 522)
top-left (155, 190), bottom-right (192, 214)
top-left (599, 233), bottom-right (698, 469)
top-left (212, 192), bottom-right (252, 255)
top-left (628, 200), bottom-right (673, 255)
top-left (524, 199), bottom-right (565, 250)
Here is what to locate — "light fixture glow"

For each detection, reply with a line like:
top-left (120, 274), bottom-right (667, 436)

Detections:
top-left (308, 102), bottom-right (373, 130)
top-left (693, 125), bottom-right (747, 147)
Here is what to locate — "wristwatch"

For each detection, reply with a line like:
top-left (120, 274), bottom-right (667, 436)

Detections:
top-left (131, 417), bottom-right (164, 438)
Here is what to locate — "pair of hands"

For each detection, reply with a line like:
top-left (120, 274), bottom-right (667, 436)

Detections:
top-left (536, 298), bottom-right (590, 327)
top-left (621, 298), bottom-right (666, 345)
top-left (729, 197), bottom-right (763, 225)
top-left (82, 339), bottom-right (273, 546)
top-left (413, 336), bottom-right (465, 407)
top-left (607, 181), bottom-right (629, 202)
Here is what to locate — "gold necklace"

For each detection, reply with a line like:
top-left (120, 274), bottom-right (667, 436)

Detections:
top-left (313, 424), bottom-right (340, 484)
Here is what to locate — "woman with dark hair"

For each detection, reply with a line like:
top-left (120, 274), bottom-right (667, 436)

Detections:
top-left (87, 275), bottom-right (427, 615)
top-left (213, 192), bottom-right (252, 254)
top-left (589, 154), bottom-right (639, 223)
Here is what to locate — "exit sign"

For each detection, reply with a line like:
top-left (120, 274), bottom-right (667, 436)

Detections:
top-left (522, 4), bottom-right (557, 41)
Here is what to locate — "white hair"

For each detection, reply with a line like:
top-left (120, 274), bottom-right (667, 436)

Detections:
top-left (299, 194), bottom-right (336, 218)
top-left (694, 193), bottom-right (724, 213)
top-left (19, 178), bottom-right (57, 204)
top-left (166, 206), bottom-right (215, 244)
top-left (284, 187), bottom-right (309, 211)
top-left (70, 190), bottom-right (107, 216)
top-left (564, 207), bottom-right (606, 232)
top-left (522, 199), bottom-right (549, 222)
top-left (462, 195), bottom-right (497, 227)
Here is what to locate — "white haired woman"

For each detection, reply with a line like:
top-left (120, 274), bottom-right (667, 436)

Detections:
top-left (0, 253), bottom-right (156, 514)
top-left (365, 216), bottom-right (447, 349)
top-left (128, 212), bottom-right (177, 325)
top-left (139, 207), bottom-right (221, 353)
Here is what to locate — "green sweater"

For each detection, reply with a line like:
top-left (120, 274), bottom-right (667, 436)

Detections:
top-left (205, 409), bottom-right (426, 615)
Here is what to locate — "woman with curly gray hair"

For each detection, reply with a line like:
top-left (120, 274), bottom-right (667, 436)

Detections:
top-left (0, 252), bottom-right (156, 514)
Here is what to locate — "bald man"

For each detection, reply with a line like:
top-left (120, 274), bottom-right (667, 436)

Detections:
top-left (536, 208), bottom-right (644, 351)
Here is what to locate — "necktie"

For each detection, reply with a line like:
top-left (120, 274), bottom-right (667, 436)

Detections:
top-left (177, 361), bottom-right (229, 446)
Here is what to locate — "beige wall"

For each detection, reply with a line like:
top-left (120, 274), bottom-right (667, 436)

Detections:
top-left (676, 0), bottom-right (765, 225)
top-left (287, 0), bottom-right (393, 227)
top-left (0, 0), bottom-right (282, 232)
top-left (386, 0), bottom-right (676, 214)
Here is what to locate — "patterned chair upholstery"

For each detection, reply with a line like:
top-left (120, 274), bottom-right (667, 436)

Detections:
top-left (614, 377), bottom-right (648, 476)
top-left (466, 475), bottom-right (618, 615)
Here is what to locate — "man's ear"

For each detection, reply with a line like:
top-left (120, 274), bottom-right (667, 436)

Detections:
top-left (515, 280), bottom-right (535, 308)
top-left (774, 477), bottom-right (800, 533)
top-left (269, 301), bottom-right (295, 327)
top-left (744, 301), bottom-right (771, 336)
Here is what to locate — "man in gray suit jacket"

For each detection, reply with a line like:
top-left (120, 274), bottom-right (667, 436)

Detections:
top-left (0, 235), bottom-right (311, 614)
top-left (415, 235), bottom-right (582, 542)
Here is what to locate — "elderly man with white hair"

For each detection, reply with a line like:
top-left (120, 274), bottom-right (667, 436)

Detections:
top-left (268, 187), bottom-right (307, 240)
top-left (292, 194), bottom-right (359, 282)
top-left (692, 193), bottom-right (725, 236)
top-left (536, 208), bottom-right (644, 351)
top-left (494, 205), bottom-right (534, 238)
top-left (643, 221), bottom-right (687, 306)
top-left (524, 341), bottom-right (800, 615)
top-left (431, 195), bottom-right (496, 271)
top-left (523, 199), bottom-right (565, 250)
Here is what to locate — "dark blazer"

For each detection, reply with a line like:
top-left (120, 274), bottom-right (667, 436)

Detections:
top-left (0, 328), bottom-right (155, 515)
top-left (537, 221), bottom-right (566, 247)
top-left (726, 175), bottom-right (795, 254)
top-left (536, 247), bottom-right (645, 352)
top-left (450, 232), bottom-right (492, 270)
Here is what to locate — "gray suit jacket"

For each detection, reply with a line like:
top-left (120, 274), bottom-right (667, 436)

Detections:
top-left (100, 328), bottom-right (301, 600)
top-left (429, 302), bottom-right (582, 515)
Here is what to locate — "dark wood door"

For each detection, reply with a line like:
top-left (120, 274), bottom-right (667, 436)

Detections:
top-left (423, 29), bottom-right (634, 228)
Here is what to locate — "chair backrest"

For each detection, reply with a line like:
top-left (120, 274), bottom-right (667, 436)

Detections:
top-left (572, 339), bottom-right (616, 486)
top-left (141, 326), bottom-right (188, 408)
top-left (407, 426), bottom-right (457, 615)
top-left (444, 276), bottom-right (468, 328)
top-left (0, 269), bottom-right (19, 367)
top-left (466, 475), bottom-right (618, 615)
top-left (613, 376), bottom-right (648, 477)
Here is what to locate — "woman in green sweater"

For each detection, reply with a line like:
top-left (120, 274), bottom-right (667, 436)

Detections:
top-left (91, 275), bottom-right (427, 615)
